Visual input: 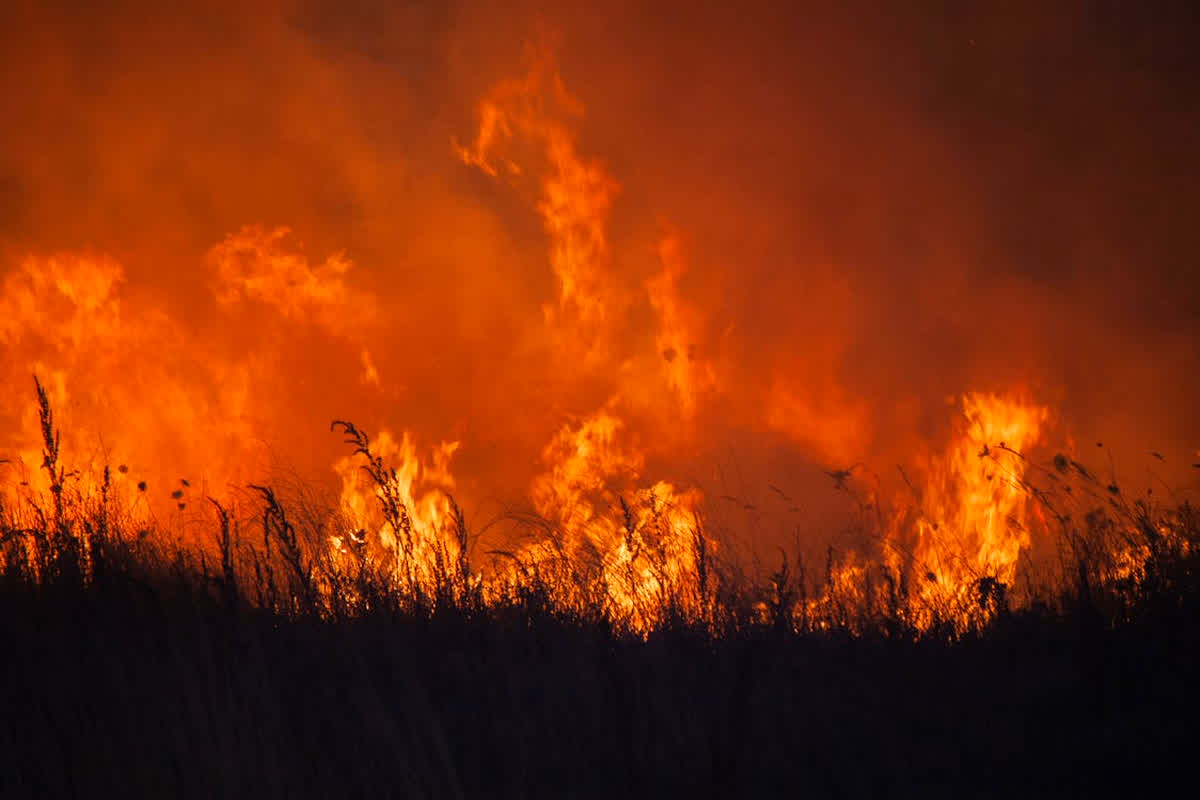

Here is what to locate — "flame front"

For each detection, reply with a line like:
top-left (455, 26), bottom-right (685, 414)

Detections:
top-left (884, 392), bottom-right (1050, 628)
top-left (524, 411), bottom-right (708, 629)
top-left (2, 10), bottom-right (1196, 633)
top-left (332, 429), bottom-right (463, 602)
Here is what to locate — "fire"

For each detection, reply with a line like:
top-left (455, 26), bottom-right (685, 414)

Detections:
top-left (2, 13), bottom-right (1193, 635)
top-left (0, 252), bottom-right (265, 508)
top-left (455, 49), bottom-right (716, 629)
top-left (524, 410), bottom-right (708, 630)
top-left (530, 410), bottom-right (640, 533)
top-left (319, 408), bottom-right (710, 631)
top-left (332, 426), bottom-right (464, 601)
top-left (209, 225), bottom-right (383, 387)
top-left (0, 39), bottom-right (724, 630)
top-left (0, 227), bottom-right (388, 517)
top-left (888, 392), bottom-right (1050, 628)
top-left (457, 42), bottom-right (621, 369)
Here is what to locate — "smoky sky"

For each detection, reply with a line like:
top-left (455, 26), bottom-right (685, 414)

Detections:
top-left (1, 0), bottom-right (1198, 528)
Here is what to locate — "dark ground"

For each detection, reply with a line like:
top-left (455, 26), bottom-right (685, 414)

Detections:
top-left (2, 560), bottom-right (1196, 799)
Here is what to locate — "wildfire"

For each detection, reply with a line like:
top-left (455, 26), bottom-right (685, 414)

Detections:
top-left (1, 17), bottom-right (1191, 637)
top-left (523, 411), bottom-right (708, 629)
top-left (884, 392), bottom-right (1050, 628)
top-left (0, 223), bottom-right (395, 524)
top-left (0, 252), bottom-right (264, 507)
top-left (456, 41), bottom-right (621, 369)
top-left (332, 426), bottom-right (464, 601)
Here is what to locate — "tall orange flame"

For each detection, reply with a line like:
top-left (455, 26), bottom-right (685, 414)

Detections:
top-left (2, 12), bottom-right (1195, 634)
top-left (889, 392), bottom-right (1050, 627)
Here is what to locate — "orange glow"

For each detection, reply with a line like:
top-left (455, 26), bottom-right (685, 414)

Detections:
top-left (887, 392), bottom-right (1050, 628)
top-left (2, 7), bottom-right (1197, 629)
top-left (457, 43), bottom-right (622, 370)
top-left (522, 410), bottom-right (708, 629)
top-left (0, 253), bottom-right (267, 511)
top-left (332, 428), bottom-right (463, 600)
top-left (646, 233), bottom-right (718, 417)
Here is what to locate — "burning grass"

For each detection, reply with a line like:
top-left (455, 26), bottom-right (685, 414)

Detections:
top-left (3, 377), bottom-right (1197, 636)
top-left (2, 379), bottom-right (1198, 796)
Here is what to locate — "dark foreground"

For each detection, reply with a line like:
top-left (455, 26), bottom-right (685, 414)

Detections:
top-left (2, 564), bottom-right (1196, 800)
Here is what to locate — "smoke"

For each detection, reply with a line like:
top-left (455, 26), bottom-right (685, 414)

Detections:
top-left (2, 0), bottom-right (1197, 542)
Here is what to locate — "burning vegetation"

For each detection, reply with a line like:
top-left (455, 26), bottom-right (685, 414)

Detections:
top-left (2, 375), bottom-right (1195, 638)
top-left (1, 27), bottom-right (1197, 635)
top-left (1, 3), bottom-right (1198, 794)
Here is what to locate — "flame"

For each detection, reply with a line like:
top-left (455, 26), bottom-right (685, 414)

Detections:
top-left (522, 410), bottom-right (708, 630)
top-left (457, 43), bottom-right (621, 369)
top-left (2, 13), bottom-right (1195, 633)
top-left (456, 49), bottom-right (717, 630)
top-left (0, 228), bottom-right (384, 515)
top-left (0, 252), bottom-right (266, 508)
top-left (889, 392), bottom-right (1050, 627)
top-left (530, 410), bottom-right (641, 532)
top-left (210, 226), bottom-right (371, 333)
top-left (332, 429), bottom-right (463, 600)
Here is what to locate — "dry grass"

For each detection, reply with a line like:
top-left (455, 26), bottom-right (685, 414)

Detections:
top-left (2, 379), bottom-right (1198, 796)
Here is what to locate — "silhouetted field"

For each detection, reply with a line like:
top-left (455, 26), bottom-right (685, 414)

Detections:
top-left (3, 548), bottom-right (1197, 798)
top-left (2, 383), bottom-right (1197, 797)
